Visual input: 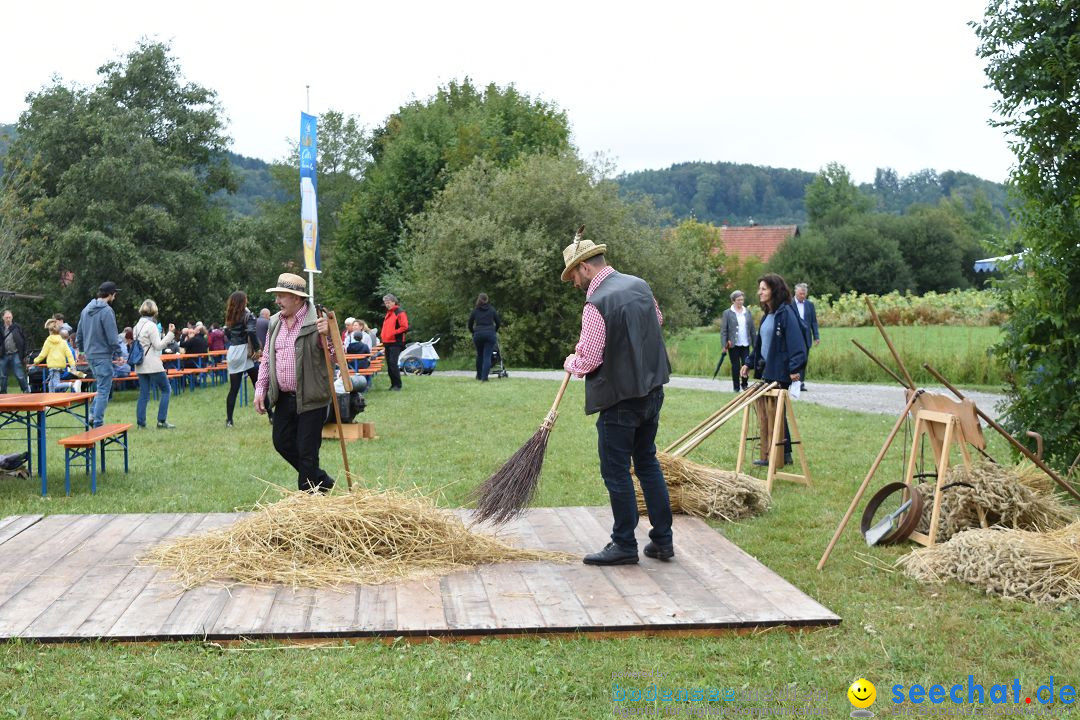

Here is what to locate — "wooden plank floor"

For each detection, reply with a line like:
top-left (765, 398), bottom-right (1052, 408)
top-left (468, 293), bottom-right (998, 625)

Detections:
top-left (0, 509), bottom-right (838, 642)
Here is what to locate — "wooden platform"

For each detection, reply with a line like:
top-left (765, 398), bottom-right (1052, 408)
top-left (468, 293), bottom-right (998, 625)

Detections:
top-left (0, 508), bottom-right (838, 642)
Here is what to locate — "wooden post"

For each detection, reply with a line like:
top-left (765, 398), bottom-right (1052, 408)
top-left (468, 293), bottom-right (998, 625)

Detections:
top-left (865, 296), bottom-right (915, 389)
top-left (818, 390), bottom-right (922, 570)
top-left (318, 307), bottom-right (353, 491)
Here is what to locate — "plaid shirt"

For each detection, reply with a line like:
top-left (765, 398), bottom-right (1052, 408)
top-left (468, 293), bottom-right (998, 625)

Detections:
top-left (255, 304), bottom-right (333, 397)
top-left (564, 266), bottom-right (663, 377)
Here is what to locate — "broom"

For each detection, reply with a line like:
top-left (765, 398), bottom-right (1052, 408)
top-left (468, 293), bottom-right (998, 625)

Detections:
top-left (472, 372), bottom-right (572, 525)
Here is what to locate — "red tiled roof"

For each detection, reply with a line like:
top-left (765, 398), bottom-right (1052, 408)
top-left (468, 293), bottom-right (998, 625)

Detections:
top-left (718, 225), bottom-right (799, 262)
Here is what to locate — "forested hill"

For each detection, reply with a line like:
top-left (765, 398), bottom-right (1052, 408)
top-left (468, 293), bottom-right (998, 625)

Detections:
top-left (1, 121), bottom-right (280, 215)
top-left (616, 161), bottom-right (1010, 226)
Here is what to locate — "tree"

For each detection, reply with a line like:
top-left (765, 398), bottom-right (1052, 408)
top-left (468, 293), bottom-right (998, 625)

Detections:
top-left (6, 41), bottom-right (257, 323)
top-left (329, 79), bottom-right (571, 310)
top-left (664, 220), bottom-right (729, 320)
top-left (387, 154), bottom-right (712, 366)
top-left (974, 0), bottom-right (1080, 467)
top-left (804, 162), bottom-right (873, 228)
top-left (768, 229), bottom-right (841, 297)
top-left (875, 211), bottom-right (967, 293)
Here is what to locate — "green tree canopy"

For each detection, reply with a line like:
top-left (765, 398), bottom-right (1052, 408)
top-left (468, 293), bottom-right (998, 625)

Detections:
top-left (974, 0), bottom-right (1080, 467)
top-left (329, 79), bottom-right (572, 310)
top-left (804, 162), bottom-right (873, 228)
top-left (387, 154), bottom-right (712, 366)
top-left (5, 40), bottom-right (257, 323)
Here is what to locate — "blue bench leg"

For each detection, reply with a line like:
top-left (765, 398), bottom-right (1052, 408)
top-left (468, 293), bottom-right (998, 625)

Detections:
top-left (90, 446), bottom-right (97, 494)
top-left (65, 449), bottom-right (71, 496)
top-left (123, 431), bottom-right (129, 473)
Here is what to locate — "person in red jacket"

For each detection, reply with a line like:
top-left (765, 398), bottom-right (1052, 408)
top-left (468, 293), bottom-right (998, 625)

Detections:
top-left (380, 294), bottom-right (408, 391)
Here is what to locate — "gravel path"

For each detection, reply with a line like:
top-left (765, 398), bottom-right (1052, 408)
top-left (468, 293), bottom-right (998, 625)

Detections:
top-left (440, 370), bottom-right (1005, 421)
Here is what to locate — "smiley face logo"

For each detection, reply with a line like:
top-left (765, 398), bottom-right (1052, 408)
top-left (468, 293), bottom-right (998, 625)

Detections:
top-left (848, 678), bottom-right (877, 709)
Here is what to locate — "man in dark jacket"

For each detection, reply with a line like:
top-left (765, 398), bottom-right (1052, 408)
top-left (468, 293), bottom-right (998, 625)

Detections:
top-left (467, 293), bottom-right (502, 381)
top-left (380, 294), bottom-right (409, 391)
top-left (254, 273), bottom-right (335, 493)
top-left (793, 283), bottom-right (819, 391)
top-left (0, 310), bottom-right (29, 393)
top-left (561, 227), bottom-right (674, 566)
top-left (76, 281), bottom-right (121, 426)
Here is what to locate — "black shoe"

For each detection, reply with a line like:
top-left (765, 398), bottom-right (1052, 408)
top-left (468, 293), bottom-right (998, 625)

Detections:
top-left (156, 421), bottom-right (176, 429)
top-left (643, 541), bottom-right (675, 561)
top-left (389, 386), bottom-right (402, 392)
top-left (137, 424), bottom-right (147, 429)
top-left (784, 454), bottom-right (793, 466)
top-left (800, 383), bottom-right (807, 392)
top-left (583, 542), bottom-right (638, 566)
top-left (752, 459), bottom-right (769, 467)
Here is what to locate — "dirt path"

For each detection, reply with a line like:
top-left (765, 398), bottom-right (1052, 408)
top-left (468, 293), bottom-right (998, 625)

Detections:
top-left (441, 370), bottom-right (1005, 421)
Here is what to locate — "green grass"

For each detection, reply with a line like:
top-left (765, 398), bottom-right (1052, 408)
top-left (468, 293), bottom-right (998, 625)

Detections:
top-left (0, 376), bottom-right (1076, 719)
top-left (668, 325), bottom-right (1005, 388)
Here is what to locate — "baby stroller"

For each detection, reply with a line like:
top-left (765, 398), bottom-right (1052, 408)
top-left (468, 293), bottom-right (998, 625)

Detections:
top-left (490, 339), bottom-right (509, 379)
top-left (399, 336), bottom-right (440, 375)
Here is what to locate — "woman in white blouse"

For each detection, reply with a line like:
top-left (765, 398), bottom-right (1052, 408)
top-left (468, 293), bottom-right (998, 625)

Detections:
top-left (719, 290), bottom-right (756, 392)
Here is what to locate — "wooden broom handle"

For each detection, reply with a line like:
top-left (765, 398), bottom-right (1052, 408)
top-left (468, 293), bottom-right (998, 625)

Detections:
top-left (542, 372), bottom-right (572, 430)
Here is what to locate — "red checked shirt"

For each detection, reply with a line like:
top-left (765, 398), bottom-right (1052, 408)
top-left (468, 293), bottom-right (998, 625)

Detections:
top-left (563, 265), bottom-right (663, 377)
top-left (255, 304), bottom-right (333, 397)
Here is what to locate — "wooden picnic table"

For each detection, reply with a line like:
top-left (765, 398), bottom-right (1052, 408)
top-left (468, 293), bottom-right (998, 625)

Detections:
top-left (0, 392), bottom-right (97, 495)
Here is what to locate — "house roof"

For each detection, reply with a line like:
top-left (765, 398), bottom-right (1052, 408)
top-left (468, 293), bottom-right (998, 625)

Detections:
top-left (719, 225), bottom-right (799, 262)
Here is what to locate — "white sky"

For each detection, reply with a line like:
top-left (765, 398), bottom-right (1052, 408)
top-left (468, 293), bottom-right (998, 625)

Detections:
top-left (3, 0), bottom-right (1012, 184)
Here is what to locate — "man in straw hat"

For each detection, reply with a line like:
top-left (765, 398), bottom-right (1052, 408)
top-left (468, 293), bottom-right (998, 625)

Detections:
top-left (254, 273), bottom-right (336, 493)
top-left (561, 226), bottom-right (674, 565)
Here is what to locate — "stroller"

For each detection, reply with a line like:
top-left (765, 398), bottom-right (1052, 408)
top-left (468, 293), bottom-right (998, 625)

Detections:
top-left (490, 338), bottom-right (509, 379)
top-left (398, 336), bottom-right (440, 375)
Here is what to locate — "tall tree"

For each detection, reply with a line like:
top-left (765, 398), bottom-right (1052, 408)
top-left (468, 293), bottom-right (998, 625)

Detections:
top-left (974, 0), bottom-right (1080, 467)
top-left (387, 154), bottom-right (711, 366)
top-left (6, 41), bottom-right (255, 322)
top-left (329, 79), bottom-right (571, 310)
top-left (804, 162), bottom-right (873, 228)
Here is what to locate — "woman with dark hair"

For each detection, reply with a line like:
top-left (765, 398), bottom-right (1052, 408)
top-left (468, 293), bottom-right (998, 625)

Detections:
top-left (741, 273), bottom-right (807, 465)
top-left (467, 292), bottom-right (502, 382)
top-left (224, 291), bottom-right (260, 427)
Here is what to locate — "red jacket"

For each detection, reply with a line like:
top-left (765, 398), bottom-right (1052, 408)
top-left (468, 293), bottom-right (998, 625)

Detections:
top-left (381, 305), bottom-right (409, 346)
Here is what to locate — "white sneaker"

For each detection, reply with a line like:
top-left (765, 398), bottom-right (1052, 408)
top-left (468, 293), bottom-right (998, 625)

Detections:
top-left (73, 381), bottom-right (82, 393)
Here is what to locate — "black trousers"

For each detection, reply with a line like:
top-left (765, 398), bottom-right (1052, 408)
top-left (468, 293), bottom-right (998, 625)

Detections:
top-left (271, 392), bottom-right (334, 492)
top-left (385, 344), bottom-right (403, 389)
top-left (728, 345), bottom-right (750, 392)
top-left (226, 366), bottom-right (259, 422)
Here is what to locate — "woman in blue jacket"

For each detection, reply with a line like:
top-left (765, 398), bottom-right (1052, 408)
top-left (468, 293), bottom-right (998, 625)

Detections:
top-left (741, 273), bottom-right (807, 465)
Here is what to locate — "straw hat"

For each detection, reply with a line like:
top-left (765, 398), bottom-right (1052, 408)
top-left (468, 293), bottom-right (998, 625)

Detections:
top-left (560, 225), bottom-right (607, 282)
top-left (266, 272), bottom-right (310, 298)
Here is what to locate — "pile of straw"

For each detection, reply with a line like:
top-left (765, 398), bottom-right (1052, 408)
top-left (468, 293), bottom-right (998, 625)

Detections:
top-left (897, 522), bottom-right (1080, 603)
top-left (634, 452), bottom-right (771, 522)
top-left (913, 462), bottom-right (1078, 541)
top-left (142, 486), bottom-right (571, 589)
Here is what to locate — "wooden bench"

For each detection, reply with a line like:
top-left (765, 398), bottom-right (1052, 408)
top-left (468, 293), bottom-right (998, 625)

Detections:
top-left (57, 423), bottom-right (132, 495)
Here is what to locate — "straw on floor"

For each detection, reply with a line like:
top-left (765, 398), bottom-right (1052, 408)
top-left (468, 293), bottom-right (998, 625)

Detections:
top-left (634, 452), bottom-right (772, 522)
top-left (913, 462), bottom-right (1078, 542)
top-left (897, 522), bottom-right (1080, 604)
top-left (142, 486), bottom-right (572, 590)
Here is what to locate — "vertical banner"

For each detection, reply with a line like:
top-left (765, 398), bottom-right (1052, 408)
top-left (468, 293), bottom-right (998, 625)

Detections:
top-left (300, 112), bottom-right (320, 272)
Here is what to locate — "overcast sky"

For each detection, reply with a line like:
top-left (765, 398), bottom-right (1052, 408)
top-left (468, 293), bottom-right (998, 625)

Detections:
top-left (3, 0), bottom-right (1013, 184)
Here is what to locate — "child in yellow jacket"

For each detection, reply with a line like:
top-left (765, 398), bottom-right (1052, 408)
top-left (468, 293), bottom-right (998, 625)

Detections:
top-left (34, 319), bottom-right (81, 393)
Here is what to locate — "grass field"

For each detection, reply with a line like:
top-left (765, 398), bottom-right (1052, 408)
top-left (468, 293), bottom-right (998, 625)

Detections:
top-left (0, 374), bottom-right (1075, 719)
top-left (666, 325), bottom-right (1005, 388)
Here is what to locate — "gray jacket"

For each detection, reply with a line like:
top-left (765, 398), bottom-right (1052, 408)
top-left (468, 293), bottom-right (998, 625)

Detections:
top-left (76, 298), bottom-right (120, 360)
top-left (720, 306), bottom-right (756, 349)
top-left (133, 317), bottom-right (176, 374)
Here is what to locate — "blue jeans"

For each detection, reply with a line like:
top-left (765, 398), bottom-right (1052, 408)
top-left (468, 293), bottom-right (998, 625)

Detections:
top-left (596, 387), bottom-right (673, 551)
top-left (0, 354), bottom-right (28, 393)
top-left (47, 368), bottom-right (73, 393)
top-left (137, 372), bottom-right (170, 426)
top-left (88, 357), bottom-right (115, 427)
top-left (473, 331), bottom-right (496, 381)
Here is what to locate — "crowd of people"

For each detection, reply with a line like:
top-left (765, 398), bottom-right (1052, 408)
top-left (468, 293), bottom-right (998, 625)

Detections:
top-left (0, 279), bottom-right (391, 434)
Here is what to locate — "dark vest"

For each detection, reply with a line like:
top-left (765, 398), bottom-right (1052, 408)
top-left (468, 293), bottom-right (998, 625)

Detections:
top-left (584, 271), bottom-right (671, 415)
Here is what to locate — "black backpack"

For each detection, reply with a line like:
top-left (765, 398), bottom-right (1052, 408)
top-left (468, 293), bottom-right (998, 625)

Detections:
top-left (325, 390), bottom-right (365, 425)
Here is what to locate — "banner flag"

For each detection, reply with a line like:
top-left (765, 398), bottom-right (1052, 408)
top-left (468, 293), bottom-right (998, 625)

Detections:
top-left (300, 112), bottom-right (320, 272)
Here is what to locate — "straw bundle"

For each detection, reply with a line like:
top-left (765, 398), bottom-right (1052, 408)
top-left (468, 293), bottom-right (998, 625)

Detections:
top-left (634, 452), bottom-right (771, 522)
top-left (897, 522), bottom-right (1080, 603)
top-left (142, 486), bottom-right (572, 590)
top-left (913, 462), bottom-right (1078, 542)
